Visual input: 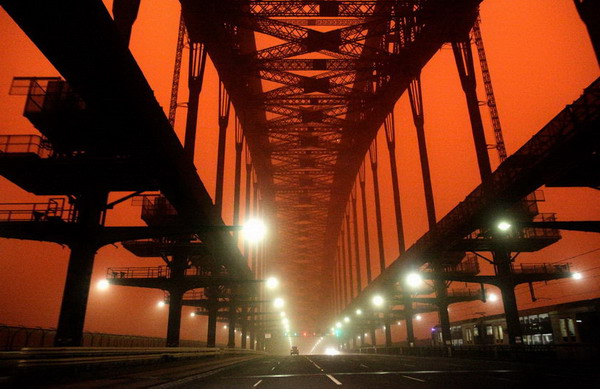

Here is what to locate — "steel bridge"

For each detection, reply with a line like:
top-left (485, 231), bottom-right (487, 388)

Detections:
top-left (0, 0), bottom-right (598, 353)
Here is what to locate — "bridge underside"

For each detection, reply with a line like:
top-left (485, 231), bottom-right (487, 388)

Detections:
top-left (181, 0), bottom-right (481, 330)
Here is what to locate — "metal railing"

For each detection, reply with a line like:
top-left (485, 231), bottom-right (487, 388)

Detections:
top-left (106, 266), bottom-right (218, 279)
top-left (0, 198), bottom-right (74, 223)
top-left (0, 324), bottom-right (206, 351)
top-left (0, 135), bottom-right (53, 158)
top-left (511, 262), bottom-right (571, 274)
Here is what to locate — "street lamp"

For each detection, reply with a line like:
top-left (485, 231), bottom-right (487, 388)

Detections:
top-left (157, 301), bottom-right (166, 308)
top-left (274, 297), bottom-right (285, 309)
top-left (372, 295), bottom-right (384, 307)
top-left (487, 293), bottom-right (498, 302)
top-left (497, 221), bottom-right (511, 231)
top-left (343, 316), bottom-right (350, 323)
top-left (243, 219), bottom-right (267, 242)
top-left (335, 322), bottom-right (342, 328)
top-left (355, 309), bottom-right (362, 315)
top-left (405, 272), bottom-right (423, 288)
top-left (96, 279), bottom-right (109, 291)
top-left (266, 276), bottom-right (279, 289)
top-left (572, 272), bottom-right (583, 280)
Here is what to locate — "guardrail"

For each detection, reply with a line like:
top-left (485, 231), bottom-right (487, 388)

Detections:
top-left (0, 324), bottom-right (206, 350)
top-left (0, 346), bottom-right (266, 377)
top-left (357, 343), bottom-right (600, 361)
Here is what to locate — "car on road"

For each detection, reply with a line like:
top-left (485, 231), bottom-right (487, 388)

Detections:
top-left (290, 346), bottom-right (299, 355)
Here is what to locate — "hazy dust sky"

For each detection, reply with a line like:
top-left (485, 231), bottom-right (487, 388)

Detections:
top-left (0, 0), bottom-right (598, 343)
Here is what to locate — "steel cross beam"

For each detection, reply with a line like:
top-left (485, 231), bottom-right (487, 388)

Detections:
top-left (0, 1), bottom-right (253, 282)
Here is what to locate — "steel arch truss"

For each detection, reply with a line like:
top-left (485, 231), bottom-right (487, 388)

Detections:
top-left (181, 0), bottom-right (481, 330)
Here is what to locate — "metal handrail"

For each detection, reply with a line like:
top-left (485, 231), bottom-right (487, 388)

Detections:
top-left (0, 134), bottom-right (53, 158)
top-left (0, 199), bottom-right (74, 222)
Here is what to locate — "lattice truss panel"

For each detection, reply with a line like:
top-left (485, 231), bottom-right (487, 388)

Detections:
top-left (182, 0), bottom-right (480, 329)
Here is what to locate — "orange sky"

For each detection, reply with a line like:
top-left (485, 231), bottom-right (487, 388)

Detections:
top-left (0, 0), bottom-right (598, 344)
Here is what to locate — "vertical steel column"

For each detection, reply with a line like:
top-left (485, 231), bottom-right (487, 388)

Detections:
top-left (228, 298), bottom-right (237, 348)
top-left (404, 297), bottom-right (415, 346)
top-left (183, 42), bottom-right (207, 162)
top-left (206, 298), bottom-right (218, 347)
top-left (350, 186), bottom-right (362, 293)
top-left (451, 38), bottom-right (492, 182)
top-left (112, 0), bottom-right (141, 46)
top-left (233, 118), bottom-right (244, 242)
top-left (494, 250), bottom-right (523, 344)
top-left (340, 228), bottom-right (348, 305)
top-left (335, 248), bottom-right (341, 313)
top-left (574, 0), bottom-right (600, 64)
top-left (345, 212), bottom-right (354, 299)
top-left (54, 191), bottom-right (108, 346)
top-left (408, 76), bottom-right (451, 344)
top-left (244, 149), bottom-right (252, 259)
top-left (370, 326), bottom-right (377, 347)
top-left (408, 77), bottom-right (436, 228)
top-left (384, 313), bottom-right (392, 347)
top-left (251, 172), bottom-right (259, 277)
top-left (358, 163), bottom-right (373, 283)
top-left (166, 253), bottom-right (187, 347)
top-left (369, 141), bottom-right (386, 273)
top-left (241, 307), bottom-right (248, 349)
top-left (215, 81), bottom-right (231, 213)
top-left (383, 112), bottom-right (406, 254)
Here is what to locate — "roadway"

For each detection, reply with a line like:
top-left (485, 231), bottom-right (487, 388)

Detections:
top-left (15, 352), bottom-right (599, 388)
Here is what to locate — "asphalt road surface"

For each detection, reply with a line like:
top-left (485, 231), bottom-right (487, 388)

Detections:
top-left (157, 353), bottom-right (600, 388)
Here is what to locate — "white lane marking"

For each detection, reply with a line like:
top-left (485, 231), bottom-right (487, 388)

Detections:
top-left (305, 356), bottom-right (324, 371)
top-left (359, 364), bottom-right (369, 368)
top-left (401, 375), bottom-right (426, 382)
top-left (271, 366), bottom-right (276, 371)
top-left (326, 374), bottom-right (343, 385)
top-left (253, 379), bottom-right (263, 387)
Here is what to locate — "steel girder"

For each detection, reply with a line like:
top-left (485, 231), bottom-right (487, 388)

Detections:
top-left (181, 0), bottom-right (482, 331)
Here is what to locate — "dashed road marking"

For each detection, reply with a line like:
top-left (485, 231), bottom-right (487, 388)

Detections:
top-left (253, 379), bottom-right (263, 387)
top-left (359, 364), bottom-right (369, 368)
top-left (326, 374), bottom-right (343, 385)
top-left (305, 356), bottom-right (324, 371)
top-left (402, 375), bottom-right (426, 382)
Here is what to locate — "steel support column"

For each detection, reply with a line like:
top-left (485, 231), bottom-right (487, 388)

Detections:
top-left (112, 0), bottom-right (141, 46)
top-left (358, 163), bottom-right (373, 283)
top-left (55, 191), bottom-right (108, 346)
top-left (206, 301), bottom-right (218, 347)
top-left (233, 119), bottom-right (244, 243)
top-left (494, 249), bottom-right (523, 345)
top-left (351, 186), bottom-right (362, 293)
top-left (345, 212), bottom-right (354, 299)
top-left (384, 112), bottom-right (406, 254)
top-left (215, 81), bottom-right (231, 213)
top-left (404, 297), bottom-right (415, 346)
top-left (340, 229), bottom-right (348, 304)
top-left (166, 253), bottom-right (187, 347)
top-left (369, 141), bottom-right (386, 274)
top-left (228, 300), bottom-right (237, 348)
top-left (452, 38), bottom-right (492, 182)
top-left (408, 76), bottom-right (451, 344)
top-left (183, 41), bottom-right (207, 162)
top-left (244, 148), bottom-right (253, 258)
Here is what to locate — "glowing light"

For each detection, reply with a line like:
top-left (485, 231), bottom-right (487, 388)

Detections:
top-left (343, 316), bottom-right (350, 323)
top-left (282, 318), bottom-right (289, 325)
top-left (572, 272), bottom-right (583, 280)
top-left (223, 325), bottom-right (228, 329)
top-left (190, 312), bottom-right (196, 317)
top-left (372, 295), bottom-right (384, 307)
top-left (488, 293), bottom-right (498, 302)
top-left (243, 219), bottom-right (267, 242)
top-left (355, 309), bottom-right (362, 315)
top-left (97, 279), bottom-right (109, 291)
top-left (497, 221), bottom-right (511, 231)
top-left (325, 347), bottom-right (340, 356)
top-left (335, 322), bottom-right (342, 328)
top-left (274, 297), bottom-right (285, 309)
top-left (406, 272), bottom-right (423, 288)
top-left (415, 315), bottom-right (422, 321)
top-left (266, 277), bottom-right (279, 289)
top-left (157, 301), bottom-right (166, 308)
